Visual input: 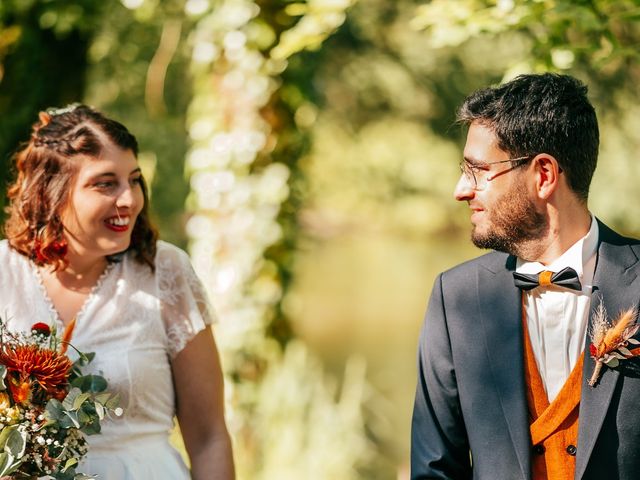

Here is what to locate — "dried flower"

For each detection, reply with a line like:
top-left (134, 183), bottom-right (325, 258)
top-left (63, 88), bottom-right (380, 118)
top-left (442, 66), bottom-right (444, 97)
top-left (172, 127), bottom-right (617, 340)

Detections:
top-left (588, 303), bottom-right (640, 386)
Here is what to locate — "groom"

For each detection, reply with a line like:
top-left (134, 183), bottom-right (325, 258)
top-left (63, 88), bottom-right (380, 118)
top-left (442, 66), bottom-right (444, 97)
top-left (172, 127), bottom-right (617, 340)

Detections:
top-left (411, 73), bottom-right (640, 480)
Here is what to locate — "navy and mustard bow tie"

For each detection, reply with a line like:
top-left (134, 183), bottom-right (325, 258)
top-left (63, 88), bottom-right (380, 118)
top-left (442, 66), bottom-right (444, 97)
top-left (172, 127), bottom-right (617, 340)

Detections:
top-left (512, 266), bottom-right (582, 292)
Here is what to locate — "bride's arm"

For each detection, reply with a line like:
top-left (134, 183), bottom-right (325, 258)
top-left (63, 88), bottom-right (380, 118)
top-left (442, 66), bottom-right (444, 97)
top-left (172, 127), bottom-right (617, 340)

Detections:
top-left (172, 328), bottom-right (235, 480)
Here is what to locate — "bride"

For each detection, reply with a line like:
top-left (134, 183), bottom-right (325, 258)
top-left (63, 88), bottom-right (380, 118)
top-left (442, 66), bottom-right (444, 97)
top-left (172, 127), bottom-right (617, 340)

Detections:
top-left (0, 105), bottom-right (235, 479)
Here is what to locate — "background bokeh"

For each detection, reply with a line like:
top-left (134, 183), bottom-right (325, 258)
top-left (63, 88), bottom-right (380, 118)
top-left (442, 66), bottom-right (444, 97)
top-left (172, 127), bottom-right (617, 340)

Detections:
top-left (3, 1), bottom-right (640, 478)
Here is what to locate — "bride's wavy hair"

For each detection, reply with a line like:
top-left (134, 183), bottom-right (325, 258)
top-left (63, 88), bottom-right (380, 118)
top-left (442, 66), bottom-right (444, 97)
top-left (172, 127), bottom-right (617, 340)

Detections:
top-left (4, 104), bottom-right (158, 271)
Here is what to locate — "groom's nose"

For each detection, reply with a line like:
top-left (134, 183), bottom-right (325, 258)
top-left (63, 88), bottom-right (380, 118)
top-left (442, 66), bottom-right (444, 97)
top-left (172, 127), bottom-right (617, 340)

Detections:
top-left (454, 173), bottom-right (475, 202)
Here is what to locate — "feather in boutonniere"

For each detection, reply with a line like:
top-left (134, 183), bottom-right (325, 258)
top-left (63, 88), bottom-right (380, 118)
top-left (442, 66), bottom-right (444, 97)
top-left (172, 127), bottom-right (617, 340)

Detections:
top-left (588, 303), bottom-right (640, 386)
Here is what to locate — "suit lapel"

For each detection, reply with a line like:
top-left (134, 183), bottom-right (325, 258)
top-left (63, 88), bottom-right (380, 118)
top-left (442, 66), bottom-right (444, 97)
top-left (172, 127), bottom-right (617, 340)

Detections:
top-left (477, 255), bottom-right (531, 480)
top-left (575, 223), bottom-right (640, 479)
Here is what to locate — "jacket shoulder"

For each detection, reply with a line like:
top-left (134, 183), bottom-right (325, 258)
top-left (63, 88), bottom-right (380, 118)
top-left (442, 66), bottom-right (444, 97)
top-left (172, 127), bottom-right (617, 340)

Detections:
top-left (439, 250), bottom-right (511, 285)
top-left (598, 219), bottom-right (640, 245)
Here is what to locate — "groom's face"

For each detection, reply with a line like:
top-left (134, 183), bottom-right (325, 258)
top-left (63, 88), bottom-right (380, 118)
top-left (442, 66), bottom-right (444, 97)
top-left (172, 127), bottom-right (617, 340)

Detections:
top-left (454, 122), bottom-right (546, 255)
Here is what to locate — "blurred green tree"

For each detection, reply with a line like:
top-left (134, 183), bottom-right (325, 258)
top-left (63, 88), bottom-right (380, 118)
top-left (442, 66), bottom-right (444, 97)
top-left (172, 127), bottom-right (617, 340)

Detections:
top-left (0, 0), bottom-right (194, 245)
top-left (0, 1), bottom-right (104, 217)
top-left (410, 0), bottom-right (640, 233)
top-left (84, 0), bottom-right (195, 246)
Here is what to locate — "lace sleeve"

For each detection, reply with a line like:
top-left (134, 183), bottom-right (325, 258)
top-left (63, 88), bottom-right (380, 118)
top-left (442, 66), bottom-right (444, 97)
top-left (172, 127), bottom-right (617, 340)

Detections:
top-left (155, 241), bottom-right (216, 358)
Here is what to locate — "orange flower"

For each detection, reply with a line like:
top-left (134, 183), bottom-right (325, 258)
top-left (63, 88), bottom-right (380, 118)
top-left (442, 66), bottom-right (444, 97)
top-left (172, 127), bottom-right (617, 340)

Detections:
top-left (0, 344), bottom-right (72, 396)
top-left (0, 392), bottom-right (10, 409)
top-left (8, 378), bottom-right (31, 404)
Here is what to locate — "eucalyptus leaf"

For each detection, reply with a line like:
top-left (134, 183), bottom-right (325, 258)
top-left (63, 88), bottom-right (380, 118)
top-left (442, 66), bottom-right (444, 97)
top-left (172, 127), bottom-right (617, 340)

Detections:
top-left (4, 428), bottom-right (26, 457)
top-left (81, 420), bottom-right (101, 436)
top-left (72, 392), bottom-right (92, 411)
top-left (0, 425), bottom-right (18, 449)
top-left (71, 352), bottom-right (96, 371)
top-left (105, 392), bottom-right (121, 410)
top-left (77, 408), bottom-right (91, 426)
top-left (619, 346), bottom-right (632, 356)
top-left (80, 352), bottom-right (96, 365)
top-left (62, 457), bottom-right (78, 472)
top-left (94, 393), bottom-right (112, 405)
top-left (45, 398), bottom-right (65, 425)
top-left (628, 338), bottom-right (640, 345)
top-left (605, 357), bottom-right (620, 368)
top-left (71, 375), bottom-right (107, 393)
top-left (95, 401), bottom-right (105, 420)
top-left (0, 452), bottom-right (10, 475)
top-left (0, 451), bottom-right (21, 476)
top-left (59, 415), bottom-right (77, 430)
top-left (63, 387), bottom-right (82, 410)
top-left (63, 411), bottom-right (80, 429)
top-left (53, 468), bottom-right (76, 480)
top-left (81, 400), bottom-right (97, 415)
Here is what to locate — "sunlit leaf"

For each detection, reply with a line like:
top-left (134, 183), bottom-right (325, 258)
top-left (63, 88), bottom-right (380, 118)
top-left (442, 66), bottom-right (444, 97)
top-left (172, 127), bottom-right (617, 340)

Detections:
top-left (4, 428), bottom-right (26, 458)
top-left (63, 387), bottom-right (82, 411)
top-left (62, 457), bottom-right (78, 473)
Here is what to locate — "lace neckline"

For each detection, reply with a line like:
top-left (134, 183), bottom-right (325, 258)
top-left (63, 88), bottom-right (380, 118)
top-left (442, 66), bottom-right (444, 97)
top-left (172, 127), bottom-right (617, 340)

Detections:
top-left (30, 260), bottom-right (117, 328)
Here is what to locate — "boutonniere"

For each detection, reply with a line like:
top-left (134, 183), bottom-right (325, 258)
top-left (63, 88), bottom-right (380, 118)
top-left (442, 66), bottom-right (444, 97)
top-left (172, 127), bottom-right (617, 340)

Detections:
top-left (588, 303), bottom-right (640, 386)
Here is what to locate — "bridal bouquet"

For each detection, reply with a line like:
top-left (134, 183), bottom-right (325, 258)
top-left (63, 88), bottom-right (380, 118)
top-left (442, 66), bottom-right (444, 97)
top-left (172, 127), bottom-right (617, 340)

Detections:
top-left (0, 320), bottom-right (122, 479)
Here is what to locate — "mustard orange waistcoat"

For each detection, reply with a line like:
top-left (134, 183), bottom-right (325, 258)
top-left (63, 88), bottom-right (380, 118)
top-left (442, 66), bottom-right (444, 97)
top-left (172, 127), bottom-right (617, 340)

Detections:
top-left (523, 316), bottom-right (583, 480)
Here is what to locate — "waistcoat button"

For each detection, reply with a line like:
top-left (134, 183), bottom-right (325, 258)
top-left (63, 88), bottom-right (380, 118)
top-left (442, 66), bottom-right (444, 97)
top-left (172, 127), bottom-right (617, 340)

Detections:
top-left (533, 445), bottom-right (545, 455)
top-left (566, 444), bottom-right (577, 456)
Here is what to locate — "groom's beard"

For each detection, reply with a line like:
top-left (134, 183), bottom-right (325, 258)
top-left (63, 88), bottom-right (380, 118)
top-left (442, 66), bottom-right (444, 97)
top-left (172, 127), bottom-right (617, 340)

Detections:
top-left (471, 182), bottom-right (547, 257)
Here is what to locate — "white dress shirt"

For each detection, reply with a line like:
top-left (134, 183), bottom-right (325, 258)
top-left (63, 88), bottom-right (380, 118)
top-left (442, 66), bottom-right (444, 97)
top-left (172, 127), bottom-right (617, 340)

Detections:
top-left (516, 216), bottom-right (599, 402)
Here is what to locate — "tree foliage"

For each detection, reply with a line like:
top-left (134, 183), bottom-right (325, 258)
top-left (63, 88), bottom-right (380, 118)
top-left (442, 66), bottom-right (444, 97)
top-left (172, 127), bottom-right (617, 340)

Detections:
top-left (0, 1), bottom-right (105, 216)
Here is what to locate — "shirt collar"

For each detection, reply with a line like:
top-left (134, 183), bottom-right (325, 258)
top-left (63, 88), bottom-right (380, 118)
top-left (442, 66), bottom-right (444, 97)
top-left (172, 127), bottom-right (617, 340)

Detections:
top-left (516, 214), bottom-right (599, 283)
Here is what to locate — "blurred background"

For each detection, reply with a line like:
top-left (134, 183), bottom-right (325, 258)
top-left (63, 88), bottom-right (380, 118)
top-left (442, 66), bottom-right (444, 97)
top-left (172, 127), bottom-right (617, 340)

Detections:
top-left (2, 1), bottom-right (640, 478)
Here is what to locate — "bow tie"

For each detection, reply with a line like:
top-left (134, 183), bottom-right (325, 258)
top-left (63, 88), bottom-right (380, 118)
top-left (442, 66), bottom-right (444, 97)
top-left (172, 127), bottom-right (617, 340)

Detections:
top-left (512, 266), bottom-right (582, 292)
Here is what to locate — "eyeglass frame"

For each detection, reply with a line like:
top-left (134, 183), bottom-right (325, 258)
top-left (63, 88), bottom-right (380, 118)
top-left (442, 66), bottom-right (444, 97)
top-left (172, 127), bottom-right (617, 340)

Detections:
top-left (459, 155), bottom-right (535, 190)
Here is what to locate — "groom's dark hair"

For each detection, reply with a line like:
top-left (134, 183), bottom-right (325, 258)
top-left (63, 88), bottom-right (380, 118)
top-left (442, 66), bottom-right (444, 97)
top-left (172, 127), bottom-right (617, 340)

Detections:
top-left (457, 73), bottom-right (599, 201)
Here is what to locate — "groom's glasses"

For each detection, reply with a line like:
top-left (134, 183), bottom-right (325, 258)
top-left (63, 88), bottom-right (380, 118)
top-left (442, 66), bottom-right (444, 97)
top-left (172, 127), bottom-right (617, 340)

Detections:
top-left (459, 155), bottom-right (535, 190)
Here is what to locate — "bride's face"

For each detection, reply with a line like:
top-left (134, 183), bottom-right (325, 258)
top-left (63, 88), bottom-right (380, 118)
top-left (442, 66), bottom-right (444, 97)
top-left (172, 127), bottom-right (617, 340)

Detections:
top-left (60, 141), bottom-right (144, 260)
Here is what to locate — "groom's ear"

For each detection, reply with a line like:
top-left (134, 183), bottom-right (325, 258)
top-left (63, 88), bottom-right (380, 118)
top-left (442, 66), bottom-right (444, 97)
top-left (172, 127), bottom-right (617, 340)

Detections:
top-left (533, 153), bottom-right (561, 200)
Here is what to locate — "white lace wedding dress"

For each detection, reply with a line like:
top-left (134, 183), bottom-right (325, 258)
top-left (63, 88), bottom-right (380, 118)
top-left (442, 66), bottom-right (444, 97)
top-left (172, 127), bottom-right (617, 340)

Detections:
top-left (0, 239), bottom-right (215, 479)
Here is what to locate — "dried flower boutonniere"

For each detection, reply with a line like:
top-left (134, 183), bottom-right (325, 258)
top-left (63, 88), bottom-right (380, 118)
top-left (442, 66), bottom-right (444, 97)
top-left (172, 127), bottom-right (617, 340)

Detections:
top-left (589, 303), bottom-right (640, 387)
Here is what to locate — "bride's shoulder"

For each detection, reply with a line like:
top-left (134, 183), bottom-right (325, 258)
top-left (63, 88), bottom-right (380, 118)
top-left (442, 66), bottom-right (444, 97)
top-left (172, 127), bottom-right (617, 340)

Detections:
top-left (155, 240), bottom-right (188, 259)
top-left (153, 240), bottom-right (193, 271)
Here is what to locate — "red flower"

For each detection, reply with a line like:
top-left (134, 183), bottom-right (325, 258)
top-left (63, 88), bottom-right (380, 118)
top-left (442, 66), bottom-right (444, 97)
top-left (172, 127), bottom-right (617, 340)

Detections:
top-left (31, 323), bottom-right (51, 336)
top-left (0, 344), bottom-right (72, 402)
top-left (589, 343), bottom-right (598, 357)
